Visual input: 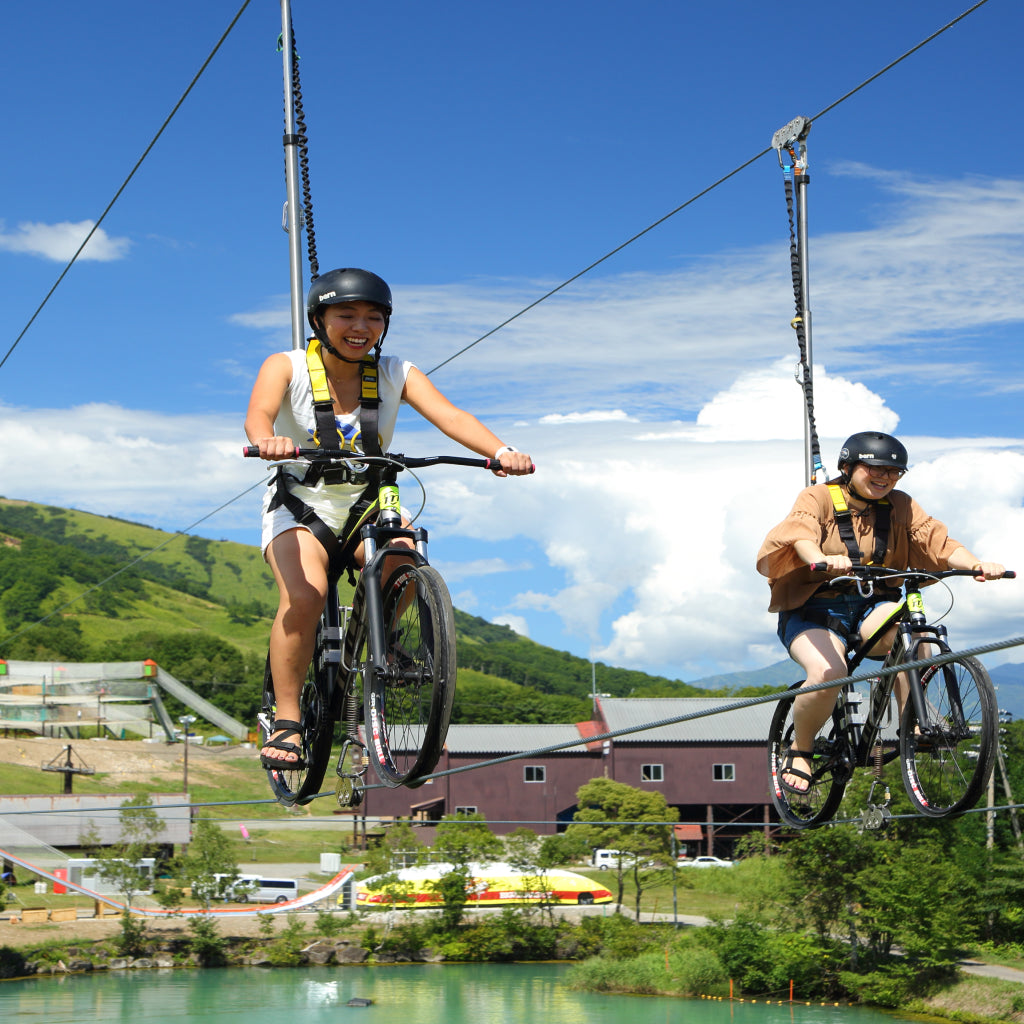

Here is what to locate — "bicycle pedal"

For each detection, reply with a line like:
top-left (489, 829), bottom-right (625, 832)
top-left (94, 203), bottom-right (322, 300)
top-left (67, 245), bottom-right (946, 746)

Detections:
top-left (335, 776), bottom-right (364, 809)
top-left (858, 804), bottom-right (892, 832)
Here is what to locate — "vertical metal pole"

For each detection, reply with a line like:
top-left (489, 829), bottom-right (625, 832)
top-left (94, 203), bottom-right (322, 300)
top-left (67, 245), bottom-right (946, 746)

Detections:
top-left (280, 0), bottom-right (305, 351)
top-left (796, 170), bottom-right (813, 486)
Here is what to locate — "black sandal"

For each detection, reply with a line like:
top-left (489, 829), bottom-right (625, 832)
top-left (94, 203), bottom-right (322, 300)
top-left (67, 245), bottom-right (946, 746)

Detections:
top-left (260, 719), bottom-right (307, 771)
top-left (780, 749), bottom-right (816, 795)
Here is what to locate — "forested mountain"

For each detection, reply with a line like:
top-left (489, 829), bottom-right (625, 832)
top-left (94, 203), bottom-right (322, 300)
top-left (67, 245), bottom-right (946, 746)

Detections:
top-left (0, 497), bottom-right (770, 726)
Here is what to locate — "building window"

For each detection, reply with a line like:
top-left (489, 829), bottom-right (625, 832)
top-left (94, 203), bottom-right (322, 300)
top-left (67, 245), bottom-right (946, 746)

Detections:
top-left (641, 763), bottom-right (664, 782)
top-left (454, 806), bottom-right (477, 815)
top-left (524, 765), bottom-right (546, 783)
top-left (713, 763), bottom-right (735, 782)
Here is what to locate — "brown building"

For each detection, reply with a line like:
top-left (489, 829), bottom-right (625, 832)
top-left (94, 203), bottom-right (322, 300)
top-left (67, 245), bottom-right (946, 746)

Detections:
top-left (355, 697), bottom-right (776, 858)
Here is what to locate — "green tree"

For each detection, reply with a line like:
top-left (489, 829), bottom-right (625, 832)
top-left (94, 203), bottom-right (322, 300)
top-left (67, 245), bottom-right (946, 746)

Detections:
top-left (433, 811), bottom-right (503, 866)
top-left (176, 818), bottom-right (243, 908)
top-left (565, 777), bottom-right (677, 918)
top-left (79, 794), bottom-right (166, 956)
top-left (504, 827), bottom-right (559, 924)
top-left (429, 811), bottom-right (503, 931)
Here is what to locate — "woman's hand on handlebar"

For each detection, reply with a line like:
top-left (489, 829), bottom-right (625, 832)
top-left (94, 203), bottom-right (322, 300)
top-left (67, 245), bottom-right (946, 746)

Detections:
top-left (970, 560), bottom-right (1008, 582)
top-left (248, 436), bottom-right (299, 461)
top-left (809, 554), bottom-right (853, 575)
top-left (491, 449), bottom-right (535, 478)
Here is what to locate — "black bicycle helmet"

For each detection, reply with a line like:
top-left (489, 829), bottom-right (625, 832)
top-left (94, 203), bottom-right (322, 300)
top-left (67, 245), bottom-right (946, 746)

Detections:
top-left (306, 268), bottom-right (393, 354)
top-left (837, 431), bottom-right (909, 472)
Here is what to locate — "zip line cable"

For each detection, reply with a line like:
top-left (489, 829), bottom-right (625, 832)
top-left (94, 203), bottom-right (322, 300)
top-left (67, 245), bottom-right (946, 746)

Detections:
top-left (0, 0), bottom-right (254, 374)
top-left (425, 0), bottom-right (993, 376)
top-left (5, 629), bottom-right (1022, 831)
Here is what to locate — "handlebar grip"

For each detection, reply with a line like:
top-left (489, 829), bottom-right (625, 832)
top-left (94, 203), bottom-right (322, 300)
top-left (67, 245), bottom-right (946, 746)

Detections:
top-left (1004, 570), bottom-right (1016, 579)
top-left (242, 444), bottom-right (299, 458)
top-left (486, 459), bottom-right (537, 474)
top-left (808, 562), bottom-right (827, 572)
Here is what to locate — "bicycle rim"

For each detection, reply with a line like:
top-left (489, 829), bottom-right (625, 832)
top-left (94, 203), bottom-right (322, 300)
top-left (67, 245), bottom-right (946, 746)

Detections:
top-left (768, 684), bottom-right (848, 828)
top-left (365, 563), bottom-right (456, 787)
top-left (261, 641), bottom-right (335, 807)
top-left (900, 655), bottom-right (996, 817)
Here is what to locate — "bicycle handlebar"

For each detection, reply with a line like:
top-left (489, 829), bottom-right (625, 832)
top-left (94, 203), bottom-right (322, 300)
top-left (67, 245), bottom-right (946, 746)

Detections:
top-left (808, 563), bottom-right (1015, 581)
top-left (242, 446), bottom-right (535, 473)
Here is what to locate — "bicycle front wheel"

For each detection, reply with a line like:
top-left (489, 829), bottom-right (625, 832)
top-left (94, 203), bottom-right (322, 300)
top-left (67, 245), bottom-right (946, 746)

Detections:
top-left (768, 683), bottom-right (850, 829)
top-left (900, 654), bottom-right (997, 817)
top-left (365, 563), bottom-right (456, 787)
top-left (261, 634), bottom-right (335, 806)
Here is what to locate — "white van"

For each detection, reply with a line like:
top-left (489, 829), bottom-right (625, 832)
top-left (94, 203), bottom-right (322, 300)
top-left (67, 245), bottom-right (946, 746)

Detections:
top-left (592, 849), bottom-right (650, 870)
top-left (592, 849), bottom-right (627, 869)
top-left (220, 873), bottom-right (299, 904)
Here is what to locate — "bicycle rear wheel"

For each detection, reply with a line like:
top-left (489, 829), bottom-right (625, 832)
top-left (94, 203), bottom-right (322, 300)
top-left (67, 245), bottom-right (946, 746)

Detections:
top-left (768, 683), bottom-right (850, 828)
top-left (900, 654), bottom-right (996, 817)
top-left (260, 625), bottom-right (335, 806)
top-left (365, 563), bottom-right (456, 787)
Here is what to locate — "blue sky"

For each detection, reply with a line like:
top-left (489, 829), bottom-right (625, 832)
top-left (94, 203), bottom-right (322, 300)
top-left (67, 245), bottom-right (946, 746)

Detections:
top-left (1, 0), bottom-right (1022, 682)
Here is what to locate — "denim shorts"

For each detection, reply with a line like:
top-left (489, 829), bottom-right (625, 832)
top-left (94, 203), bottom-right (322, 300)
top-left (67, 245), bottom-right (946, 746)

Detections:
top-left (777, 592), bottom-right (890, 651)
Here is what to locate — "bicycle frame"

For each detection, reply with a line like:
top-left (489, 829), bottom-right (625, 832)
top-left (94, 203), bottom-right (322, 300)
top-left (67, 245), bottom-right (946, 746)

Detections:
top-left (770, 565), bottom-right (1009, 828)
top-left (841, 578), bottom-right (957, 765)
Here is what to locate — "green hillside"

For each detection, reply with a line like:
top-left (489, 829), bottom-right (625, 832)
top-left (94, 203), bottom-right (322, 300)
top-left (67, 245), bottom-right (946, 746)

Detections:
top-left (0, 497), bottom-right (773, 727)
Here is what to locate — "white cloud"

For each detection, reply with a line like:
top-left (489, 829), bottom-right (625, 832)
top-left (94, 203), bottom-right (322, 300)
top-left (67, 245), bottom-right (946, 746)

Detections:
top-left (399, 358), bottom-right (1024, 678)
top-left (4, 170), bottom-right (1024, 681)
top-left (492, 614), bottom-right (530, 637)
top-left (2, 367), bottom-right (1022, 683)
top-left (435, 557), bottom-right (533, 583)
top-left (0, 220), bottom-right (130, 262)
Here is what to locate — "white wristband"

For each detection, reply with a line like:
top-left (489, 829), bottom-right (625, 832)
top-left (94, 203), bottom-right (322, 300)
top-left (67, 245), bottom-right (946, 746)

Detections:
top-left (494, 445), bottom-right (518, 459)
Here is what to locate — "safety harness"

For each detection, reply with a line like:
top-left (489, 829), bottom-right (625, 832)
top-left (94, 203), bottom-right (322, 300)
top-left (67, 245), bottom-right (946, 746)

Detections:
top-left (827, 483), bottom-right (890, 566)
top-left (267, 339), bottom-right (385, 578)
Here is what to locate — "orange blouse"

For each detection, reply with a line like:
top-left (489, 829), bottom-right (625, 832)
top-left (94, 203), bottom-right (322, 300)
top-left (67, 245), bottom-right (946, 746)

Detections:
top-left (756, 483), bottom-right (963, 612)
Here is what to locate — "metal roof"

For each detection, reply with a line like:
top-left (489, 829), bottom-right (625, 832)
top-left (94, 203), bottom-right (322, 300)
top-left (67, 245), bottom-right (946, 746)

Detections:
top-left (444, 723), bottom-right (591, 755)
top-left (597, 697), bottom-right (776, 744)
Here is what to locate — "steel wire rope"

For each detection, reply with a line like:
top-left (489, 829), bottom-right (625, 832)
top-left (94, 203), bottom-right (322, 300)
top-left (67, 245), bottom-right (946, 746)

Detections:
top-left (0, 0), bottom-right (254, 373)
top-left (308, 632), bottom-right (1024, 802)
top-left (425, 0), bottom-right (993, 377)
top-left (0, 3), bottom-right (1005, 831)
top-left (0, 1), bottom-right (991, 612)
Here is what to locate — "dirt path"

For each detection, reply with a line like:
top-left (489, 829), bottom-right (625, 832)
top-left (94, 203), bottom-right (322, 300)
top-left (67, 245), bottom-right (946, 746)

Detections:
top-left (0, 735), bottom-right (247, 787)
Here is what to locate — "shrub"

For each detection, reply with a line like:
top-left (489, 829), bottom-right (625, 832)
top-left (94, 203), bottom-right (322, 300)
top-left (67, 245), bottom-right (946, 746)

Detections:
top-left (187, 916), bottom-right (227, 967)
top-left (0, 946), bottom-right (27, 979)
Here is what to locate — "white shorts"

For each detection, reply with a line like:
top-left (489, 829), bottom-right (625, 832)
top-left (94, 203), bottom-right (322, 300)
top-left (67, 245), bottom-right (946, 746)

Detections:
top-left (260, 471), bottom-right (366, 557)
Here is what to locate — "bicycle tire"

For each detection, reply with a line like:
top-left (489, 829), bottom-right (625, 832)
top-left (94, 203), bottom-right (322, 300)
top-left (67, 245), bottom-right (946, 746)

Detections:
top-left (261, 626), bottom-right (335, 806)
top-left (365, 563), bottom-right (456, 787)
top-left (900, 654), bottom-right (997, 817)
top-left (768, 683), bottom-right (850, 828)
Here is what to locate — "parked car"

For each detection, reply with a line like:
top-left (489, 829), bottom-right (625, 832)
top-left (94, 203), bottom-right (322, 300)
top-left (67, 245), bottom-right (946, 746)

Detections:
top-left (592, 849), bottom-right (654, 870)
top-left (678, 855), bottom-right (733, 868)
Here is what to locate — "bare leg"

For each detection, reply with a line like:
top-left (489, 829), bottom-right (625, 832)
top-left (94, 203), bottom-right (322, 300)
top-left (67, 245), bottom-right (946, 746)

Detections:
top-left (784, 629), bottom-right (849, 792)
top-left (261, 529), bottom-right (330, 763)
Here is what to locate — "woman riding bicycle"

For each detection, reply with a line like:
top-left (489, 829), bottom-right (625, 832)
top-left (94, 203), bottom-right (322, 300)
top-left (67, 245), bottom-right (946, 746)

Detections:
top-left (756, 430), bottom-right (1005, 796)
top-left (244, 267), bottom-right (533, 770)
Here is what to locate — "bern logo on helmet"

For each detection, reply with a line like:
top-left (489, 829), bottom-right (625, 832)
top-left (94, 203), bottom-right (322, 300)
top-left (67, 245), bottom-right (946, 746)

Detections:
top-left (318, 290), bottom-right (337, 302)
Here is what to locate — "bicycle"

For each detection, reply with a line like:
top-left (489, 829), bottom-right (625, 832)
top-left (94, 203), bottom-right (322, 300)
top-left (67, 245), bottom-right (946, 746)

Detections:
top-left (245, 446), bottom-right (522, 807)
top-left (768, 565), bottom-right (1015, 829)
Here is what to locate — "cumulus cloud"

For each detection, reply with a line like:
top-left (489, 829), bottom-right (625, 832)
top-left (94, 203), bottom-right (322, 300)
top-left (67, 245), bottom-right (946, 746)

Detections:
top-left (401, 358), bottom-right (1024, 679)
top-left (5, 170), bottom-right (1023, 681)
top-left (0, 220), bottom-right (130, 262)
